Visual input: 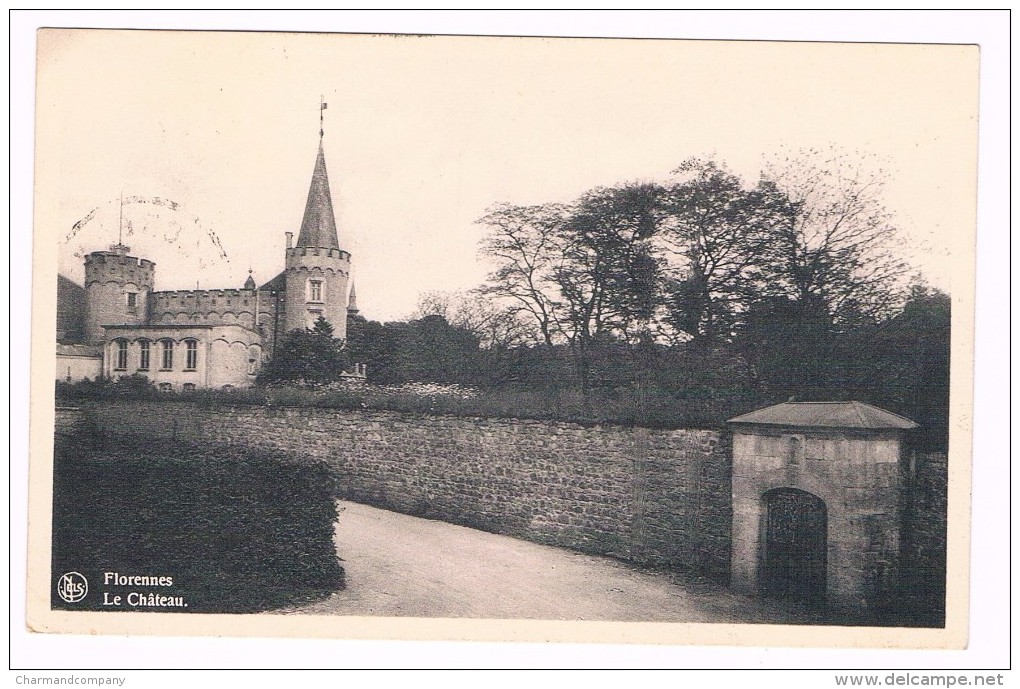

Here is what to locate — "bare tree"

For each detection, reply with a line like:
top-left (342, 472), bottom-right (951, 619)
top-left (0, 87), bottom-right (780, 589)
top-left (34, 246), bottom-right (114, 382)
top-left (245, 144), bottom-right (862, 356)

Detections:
top-left (760, 148), bottom-right (912, 327)
top-left (476, 203), bottom-right (568, 346)
top-left (413, 289), bottom-right (530, 350)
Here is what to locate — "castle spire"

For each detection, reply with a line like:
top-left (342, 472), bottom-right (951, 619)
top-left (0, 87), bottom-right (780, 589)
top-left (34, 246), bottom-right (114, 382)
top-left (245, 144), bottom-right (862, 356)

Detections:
top-left (347, 282), bottom-right (359, 317)
top-left (295, 138), bottom-right (341, 250)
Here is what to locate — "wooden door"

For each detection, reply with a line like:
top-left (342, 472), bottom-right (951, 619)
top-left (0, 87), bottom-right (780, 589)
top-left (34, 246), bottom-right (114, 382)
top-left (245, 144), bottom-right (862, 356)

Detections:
top-left (762, 488), bottom-right (827, 604)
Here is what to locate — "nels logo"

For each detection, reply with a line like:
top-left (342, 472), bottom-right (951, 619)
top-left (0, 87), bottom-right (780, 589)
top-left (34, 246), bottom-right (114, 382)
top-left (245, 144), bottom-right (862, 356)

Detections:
top-left (57, 572), bottom-right (88, 603)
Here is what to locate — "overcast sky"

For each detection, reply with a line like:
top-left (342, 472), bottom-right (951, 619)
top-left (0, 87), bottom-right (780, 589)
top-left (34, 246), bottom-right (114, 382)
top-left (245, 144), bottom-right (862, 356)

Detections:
top-left (38, 28), bottom-right (977, 322)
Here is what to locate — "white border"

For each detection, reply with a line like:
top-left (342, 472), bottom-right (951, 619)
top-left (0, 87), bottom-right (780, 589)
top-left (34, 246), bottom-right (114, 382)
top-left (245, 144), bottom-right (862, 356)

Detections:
top-left (9, 10), bottom-right (1010, 671)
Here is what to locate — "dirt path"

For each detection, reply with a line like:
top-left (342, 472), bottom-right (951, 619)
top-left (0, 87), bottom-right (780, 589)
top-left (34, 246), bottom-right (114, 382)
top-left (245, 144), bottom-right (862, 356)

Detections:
top-left (284, 501), bottom-right (829, 623)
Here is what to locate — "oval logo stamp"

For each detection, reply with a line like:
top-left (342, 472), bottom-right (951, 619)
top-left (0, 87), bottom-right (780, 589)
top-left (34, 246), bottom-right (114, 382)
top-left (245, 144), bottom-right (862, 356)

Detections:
top-left (57, 572), bottom-right (88, 603)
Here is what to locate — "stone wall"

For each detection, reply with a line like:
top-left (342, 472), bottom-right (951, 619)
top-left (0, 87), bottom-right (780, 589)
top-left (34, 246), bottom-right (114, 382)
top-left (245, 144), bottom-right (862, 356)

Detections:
top-left (53, 401), bottom-right (949, 610)
top-left (70, 400), bottom-right (732, 579)
top-left (900, 451), bottom-right (948, 625)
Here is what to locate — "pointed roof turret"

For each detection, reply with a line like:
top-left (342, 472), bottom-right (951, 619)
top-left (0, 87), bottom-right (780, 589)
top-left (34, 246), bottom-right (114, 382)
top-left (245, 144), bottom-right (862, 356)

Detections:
top-left (295, 140), bottom-right (340, 250)
top-left (243, 270), bottom-right (256, 290)
top-left (347, 282), bottom-right (360, 316)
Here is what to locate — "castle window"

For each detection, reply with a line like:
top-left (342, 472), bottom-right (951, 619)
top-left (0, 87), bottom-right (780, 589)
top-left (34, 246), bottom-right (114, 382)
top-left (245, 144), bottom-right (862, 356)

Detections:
top-left (126, 292), bottom-right (137, 313)
top-left (158, 382), bottom-right (173, 393)
top-left (138, 340), bottom-right (151, 371)
top-left (182, 383), bottom-right (196, 392)
top-left (248, 345), bottom-right (261, 375)
top-left (185, 340), bottom-right (198, 371)
top-left (113, 339), bottom-right (128, 371)
top-left (160, 340), bottom-right (174, 370)
top-left (308, 279), bottom-right (323, 303)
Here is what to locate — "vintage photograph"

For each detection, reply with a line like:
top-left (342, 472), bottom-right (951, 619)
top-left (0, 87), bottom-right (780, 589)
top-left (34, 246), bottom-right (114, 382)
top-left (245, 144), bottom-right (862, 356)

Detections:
top-left (27, 27), bottom-right (978, 647)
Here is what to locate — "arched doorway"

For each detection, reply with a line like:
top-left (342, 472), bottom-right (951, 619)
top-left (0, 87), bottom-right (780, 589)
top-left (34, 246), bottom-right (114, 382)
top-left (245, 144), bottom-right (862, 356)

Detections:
top-left (761, 488), bottom-right (827, 604)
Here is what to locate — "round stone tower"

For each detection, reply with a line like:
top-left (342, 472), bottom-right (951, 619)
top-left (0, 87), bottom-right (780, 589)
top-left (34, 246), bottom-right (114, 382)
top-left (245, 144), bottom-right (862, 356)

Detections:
top-left (283, 139), bottom-right (351, 341)
top-left (83, 246), bottom-right (155, 344)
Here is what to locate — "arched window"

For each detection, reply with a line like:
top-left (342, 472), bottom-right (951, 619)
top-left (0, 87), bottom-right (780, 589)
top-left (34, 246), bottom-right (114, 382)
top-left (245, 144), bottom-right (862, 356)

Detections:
top-left (247, 345), bottom-right (262, 375)
top-left (184, 339), bottom-right (199, 371)
top-left (138, 340), bottom-right (151, 371)
top-left (113, 339), bottom-right (128, 371)
top-left (160, 339), bottom-right (174, 370)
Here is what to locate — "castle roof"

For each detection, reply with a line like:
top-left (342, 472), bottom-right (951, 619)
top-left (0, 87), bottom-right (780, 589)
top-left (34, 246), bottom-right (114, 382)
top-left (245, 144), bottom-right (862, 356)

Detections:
top-left (260, 270), bottom-right (287, 292)
top-left (295, 140), bottom-right (340, 250)
top-left (728, 401), bottom-right (918, 430)
top-left (347, 282), bottom-right (359, 313)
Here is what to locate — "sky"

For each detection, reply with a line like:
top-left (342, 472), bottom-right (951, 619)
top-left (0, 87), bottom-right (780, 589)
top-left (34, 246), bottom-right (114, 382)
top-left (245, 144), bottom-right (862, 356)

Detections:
top-left (36, 27), bottom-right (978, 323)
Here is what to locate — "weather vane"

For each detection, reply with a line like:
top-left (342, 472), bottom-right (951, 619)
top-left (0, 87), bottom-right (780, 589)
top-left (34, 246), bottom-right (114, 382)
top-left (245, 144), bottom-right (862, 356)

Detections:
top-left (320, 95), bottom-right (328, 138)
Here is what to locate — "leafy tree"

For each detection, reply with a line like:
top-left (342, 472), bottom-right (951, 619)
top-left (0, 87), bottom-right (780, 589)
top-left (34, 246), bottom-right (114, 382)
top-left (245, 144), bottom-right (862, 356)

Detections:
top-left (470, 149), bottom-right (931, 428)
top-left (399, 314), bottom-right (483, 384)
top-left (554, 183), bottom-right (664, 347)
top-left (658, 159), bottom-right (795, 346)
top-left (345, 313), bottom-right (483, 385)
top-left (843, 282), bottom-right (951, 448)
top-left (345, 315), bottom-right (401, 384)
top-left (257, 317), bottom-right (350, 386)
top-left (735, 293), bottom-right (838, 400)
top-left (544, 183), bottom-right (664, 395)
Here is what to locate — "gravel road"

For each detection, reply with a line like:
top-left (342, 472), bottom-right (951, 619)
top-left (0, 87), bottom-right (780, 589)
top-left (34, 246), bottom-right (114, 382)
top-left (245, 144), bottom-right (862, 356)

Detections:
top-left (283, 501), bottom-right (830, 624)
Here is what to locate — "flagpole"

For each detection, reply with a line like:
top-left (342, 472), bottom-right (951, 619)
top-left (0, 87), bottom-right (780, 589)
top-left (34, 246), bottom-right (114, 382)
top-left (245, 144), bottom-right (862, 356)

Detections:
top-left (320, 95), bottom-right (327, 138)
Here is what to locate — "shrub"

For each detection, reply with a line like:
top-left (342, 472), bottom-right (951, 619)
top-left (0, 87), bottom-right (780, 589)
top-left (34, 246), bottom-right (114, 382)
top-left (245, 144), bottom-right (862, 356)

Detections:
top-left (257, 321), bottom-right (352, 387)
top-left (50, 436), bottom-right (344, 613)
top-left (56, 374), bottom-right (160, 401)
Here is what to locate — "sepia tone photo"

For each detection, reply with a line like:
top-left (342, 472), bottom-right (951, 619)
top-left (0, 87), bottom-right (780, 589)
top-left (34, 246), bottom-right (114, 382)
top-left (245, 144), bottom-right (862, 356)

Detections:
top-left (27, 28), bottom-right (978, 647)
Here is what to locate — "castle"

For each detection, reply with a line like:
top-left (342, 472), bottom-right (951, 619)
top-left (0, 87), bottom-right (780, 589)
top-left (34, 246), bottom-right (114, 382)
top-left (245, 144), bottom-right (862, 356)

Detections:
top-left (55, 134), bottom-right (360, 391)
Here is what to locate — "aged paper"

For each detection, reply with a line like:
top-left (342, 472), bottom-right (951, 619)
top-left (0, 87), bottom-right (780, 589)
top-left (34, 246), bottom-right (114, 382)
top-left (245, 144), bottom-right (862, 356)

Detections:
top-left (25, 27), bottom-right (979, 651)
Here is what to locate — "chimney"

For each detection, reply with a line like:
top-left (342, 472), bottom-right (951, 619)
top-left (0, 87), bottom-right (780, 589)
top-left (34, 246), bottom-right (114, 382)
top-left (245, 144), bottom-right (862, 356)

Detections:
top-left (285, 231), bottom-right (293, 249)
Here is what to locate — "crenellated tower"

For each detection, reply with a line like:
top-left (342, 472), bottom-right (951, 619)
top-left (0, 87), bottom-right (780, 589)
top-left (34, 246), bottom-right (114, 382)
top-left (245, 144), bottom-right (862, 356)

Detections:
top-left (83, 245), bottom-right (155, 344)
top-left (283, 137), bottom-right (352, 341)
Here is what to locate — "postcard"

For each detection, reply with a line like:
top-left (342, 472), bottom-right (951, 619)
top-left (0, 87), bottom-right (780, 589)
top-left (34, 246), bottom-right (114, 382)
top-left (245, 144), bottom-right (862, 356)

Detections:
top-left (26, 28), bottom-right (978, 649)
